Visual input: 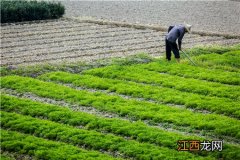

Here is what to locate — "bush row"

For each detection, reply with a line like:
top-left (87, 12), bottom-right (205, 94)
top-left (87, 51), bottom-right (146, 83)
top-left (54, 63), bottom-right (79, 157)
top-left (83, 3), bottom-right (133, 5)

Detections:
top-left (1, 0), bottom-right (65, 23)
top-left (1, 76), bottom-right (240, 139)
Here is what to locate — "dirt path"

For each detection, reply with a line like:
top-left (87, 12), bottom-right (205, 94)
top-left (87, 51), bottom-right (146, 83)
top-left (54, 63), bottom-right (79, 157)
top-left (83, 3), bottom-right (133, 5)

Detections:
top-left (1, 18), bottom-right (239, 67)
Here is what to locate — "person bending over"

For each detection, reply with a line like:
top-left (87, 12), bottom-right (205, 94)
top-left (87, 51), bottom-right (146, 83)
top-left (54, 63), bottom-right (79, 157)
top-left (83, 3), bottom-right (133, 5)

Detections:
top-left (165, 23), bottom-right (192, 62)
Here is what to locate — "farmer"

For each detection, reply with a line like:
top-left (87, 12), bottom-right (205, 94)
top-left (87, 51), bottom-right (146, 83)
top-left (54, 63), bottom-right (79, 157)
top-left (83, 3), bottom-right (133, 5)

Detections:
top-left (165, 23), bottom-right (192, 62)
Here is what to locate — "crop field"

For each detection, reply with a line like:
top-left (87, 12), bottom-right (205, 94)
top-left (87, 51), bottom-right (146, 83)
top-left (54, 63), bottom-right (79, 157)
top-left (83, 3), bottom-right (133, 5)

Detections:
top-left (1, 44), bottom-right (240, 159)
top-left (1, 18), bottom-right (240, 67)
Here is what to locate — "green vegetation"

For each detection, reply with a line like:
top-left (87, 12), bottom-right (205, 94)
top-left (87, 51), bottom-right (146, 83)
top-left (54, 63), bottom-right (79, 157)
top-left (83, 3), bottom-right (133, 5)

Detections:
top-left (39, 71), bottom-right (240, 117)
top-left (1, 76), bottom-right (240, 139)
top-left (140, 61), bottom-right (240, 85)
top-left (185, 44), bottom-right (240, 56)
top-left (1, 0), bottom-right (65, 23)
top-left (1, 111), bottom-right (207, 160)
top-left (1, 45), bottom-right (240, 159)
top-left (1, 94), bottom-right (239, 159)
top-left (0, 154), bottom-right (15, 160)
top-left (185, 44), bottom-right (240, 72)
top-left (0, 129), bottom-right (119, 160)
top-left (192, 50), bottom-right (240, 72)
top-left (0, 53), bottom-right (152, 77)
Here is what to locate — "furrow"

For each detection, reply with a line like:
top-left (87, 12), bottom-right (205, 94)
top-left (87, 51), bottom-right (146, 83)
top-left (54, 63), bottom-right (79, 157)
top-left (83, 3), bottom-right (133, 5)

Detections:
top-left (0, 33), bottom-right (216, 56)
top-left (1, 23), bottom-right (96, 35)
top-left (1, 42), bottom-right (161, 66)
top-left (1, 25), bottom-right (115, 40)
top-left (1, 37), bottom-right (236, 66)
top-left (0, 19), bottom-right (67, 30)
top-left (5, 48), bottom-right (160, 66)
top-left (1, 29), bottom-right (157, 49)
top-left (1, 32), bottom-right (165, 56)
top-left (1, 34), bottom-right (223, 60)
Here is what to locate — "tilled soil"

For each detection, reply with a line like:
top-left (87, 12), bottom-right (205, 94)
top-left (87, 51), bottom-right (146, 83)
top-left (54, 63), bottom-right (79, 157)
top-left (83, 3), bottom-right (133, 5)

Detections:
top-left (61, 1), bottom-right (240, 35)
top-left (1, 18), bottom-right (240, 66)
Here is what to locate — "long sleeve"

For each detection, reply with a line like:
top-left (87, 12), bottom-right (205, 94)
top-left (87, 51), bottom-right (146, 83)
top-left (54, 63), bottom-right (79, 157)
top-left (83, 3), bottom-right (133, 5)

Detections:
top-left (178, 29), bottom-right (185, 49)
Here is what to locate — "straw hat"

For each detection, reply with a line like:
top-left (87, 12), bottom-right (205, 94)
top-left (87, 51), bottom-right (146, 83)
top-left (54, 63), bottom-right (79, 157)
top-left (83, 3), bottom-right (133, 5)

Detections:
top-left (184, 22), bottom-right (192, 33)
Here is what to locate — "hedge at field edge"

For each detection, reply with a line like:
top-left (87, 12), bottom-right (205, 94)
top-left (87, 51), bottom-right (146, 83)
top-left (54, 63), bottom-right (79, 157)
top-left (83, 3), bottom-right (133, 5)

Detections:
top-left (1, 0), bottom-right (65, 23)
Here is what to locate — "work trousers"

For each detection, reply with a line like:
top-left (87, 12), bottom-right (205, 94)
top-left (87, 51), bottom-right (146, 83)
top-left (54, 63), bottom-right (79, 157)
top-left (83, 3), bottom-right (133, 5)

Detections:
top-left (165, 39), bottom-right (180, 60)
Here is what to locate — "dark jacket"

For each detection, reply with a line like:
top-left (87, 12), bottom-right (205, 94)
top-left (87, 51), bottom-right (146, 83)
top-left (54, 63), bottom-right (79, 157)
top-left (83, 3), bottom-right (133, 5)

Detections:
top-left (166, 25), bottom-right (186, 49)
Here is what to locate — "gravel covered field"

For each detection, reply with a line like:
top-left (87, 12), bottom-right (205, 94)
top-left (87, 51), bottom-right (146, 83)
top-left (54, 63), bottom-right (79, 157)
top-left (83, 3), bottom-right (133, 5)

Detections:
top-left (1, 18), bottom-right (240, 66)
top-left (61, 1), bottom-right (240, 35)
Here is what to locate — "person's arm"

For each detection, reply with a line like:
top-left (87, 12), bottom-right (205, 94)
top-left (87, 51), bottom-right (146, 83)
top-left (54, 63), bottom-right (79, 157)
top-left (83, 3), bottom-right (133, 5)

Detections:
top-left (178, 29), bottom-right (185, 50)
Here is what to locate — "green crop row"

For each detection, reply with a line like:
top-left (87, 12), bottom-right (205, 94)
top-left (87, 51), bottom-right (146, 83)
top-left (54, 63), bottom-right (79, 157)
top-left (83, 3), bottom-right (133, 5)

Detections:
top-left (192, 50), bottom-right (240, 72)
top-left (1, 76), bottom-right (240, 140)
top-left (185, 44), bottom-right (240, 56)
top-left (82, 68), bottom-right (240, 117)
top-left (138, 61), bottom-right (240, 85)
top-left (83, 65), bottom-right (240, 100)
top-left (39, 71), bottom-right (240, 118)
top-left (1, 0), bottom-right (65, 23)
top-left (2, 94), bottom-right (239, 160)
top-left (1, 111), bottom-right (206, 160)
top-left (0, 129), bottom-right (119, 160)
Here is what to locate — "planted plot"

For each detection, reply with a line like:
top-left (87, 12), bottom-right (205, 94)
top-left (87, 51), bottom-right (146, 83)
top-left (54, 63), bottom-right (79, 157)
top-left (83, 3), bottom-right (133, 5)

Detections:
top-left (1, 75), bottom-right (240, 139)
top-left (1, 47), bottom-right (240, 159)
top-left (39, 71), bottom-right (240, 117)
top-left (2, 111), bottom-right (210, 160)
top-left (2, 94), bottom-right (240, 159)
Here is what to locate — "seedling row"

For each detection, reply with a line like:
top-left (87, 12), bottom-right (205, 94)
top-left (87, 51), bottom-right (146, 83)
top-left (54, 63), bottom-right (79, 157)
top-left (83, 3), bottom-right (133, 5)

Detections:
top-left (1, 94), bottom-right (240, 160)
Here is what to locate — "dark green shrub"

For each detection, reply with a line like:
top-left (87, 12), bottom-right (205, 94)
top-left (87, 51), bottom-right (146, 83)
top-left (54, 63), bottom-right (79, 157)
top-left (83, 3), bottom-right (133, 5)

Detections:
top-left (1, 0), bottom-right (65, 23)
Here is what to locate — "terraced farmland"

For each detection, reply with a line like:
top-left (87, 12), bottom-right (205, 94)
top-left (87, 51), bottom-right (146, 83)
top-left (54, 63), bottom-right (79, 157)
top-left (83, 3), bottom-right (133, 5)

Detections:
top-left (1, 46), bottom-right (240, 159)
top-left (1, 18), bottom-right (240, 66)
